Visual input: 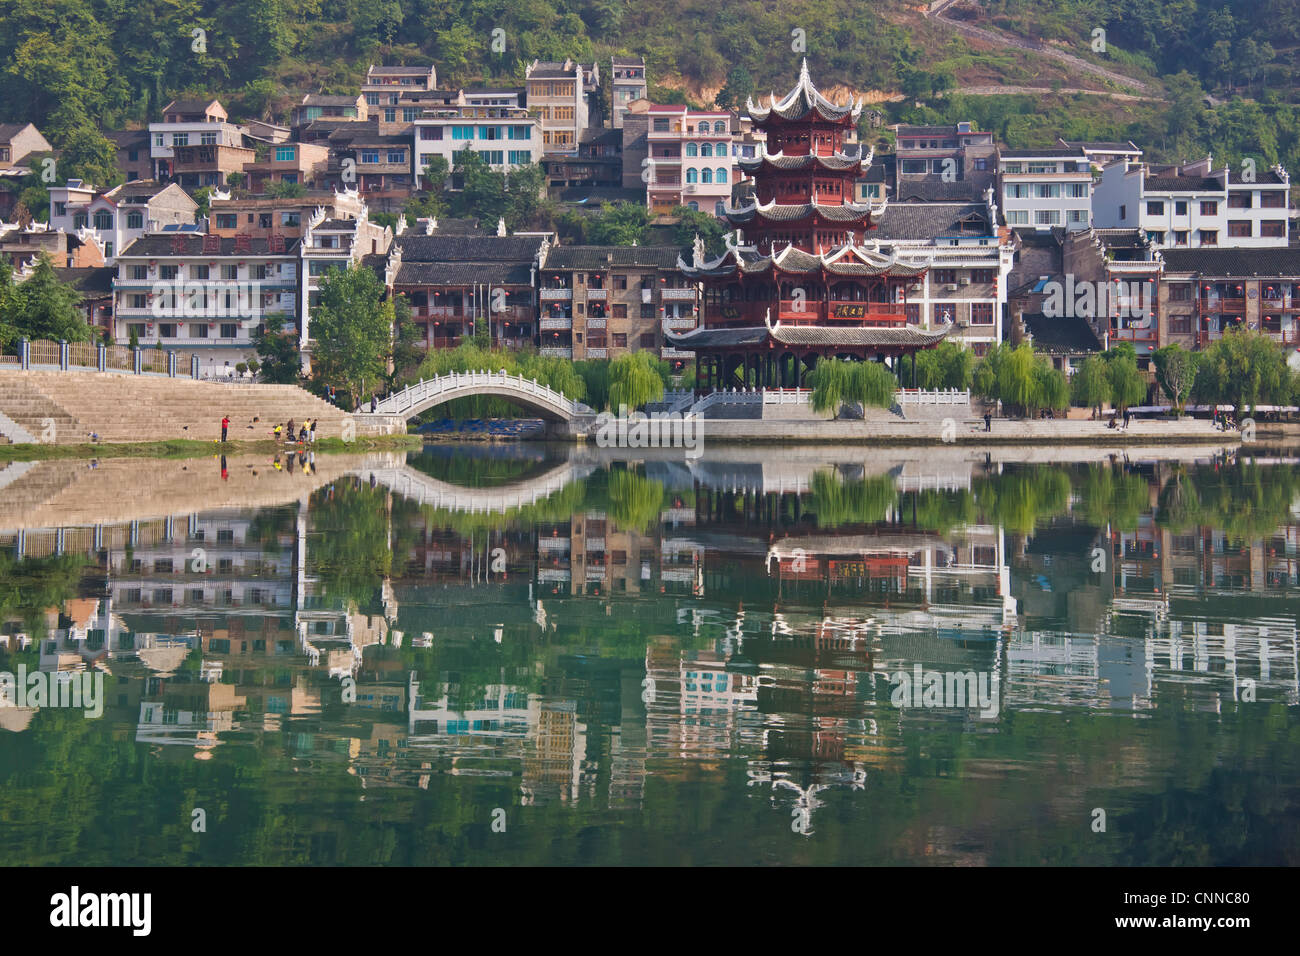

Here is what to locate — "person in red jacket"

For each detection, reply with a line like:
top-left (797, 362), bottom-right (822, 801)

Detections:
top-left (221, 415), bottom-right (230, 442)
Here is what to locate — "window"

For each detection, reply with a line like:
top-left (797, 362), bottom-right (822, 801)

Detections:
top-left (1227, 191), bottom-right (1252, 208)
top-left (639, 332), bottom-right (656, 348)
top-left (701, 168), bottom-right (713, 183)
top-left (614, 274), bottom-right (627, 290)
top-left (360, 150), bottom-right (380, 164)
top-left (1006, 210), bottom-right (1029, 225)
top-left (161, 265), bottom-right (178, 280)
top-left (387, 149), bottom-right (406, 165)
top-left (159, 323), bottom-right (176, 337)
top-left (1068, 210), bottom-right (1089, 224)
top-left (220, 323), bottom-right (237, 338)
top-left (452, 126), bottom-right (473, 140)
top-left (970, 269), bottom-right (995, 284)
top-left (1173, 230), bottom-right (1188, 246)
top-left (612, 304), bottom-right (628, 318)
top-left (1261, 191), bottom-right (1286, 208)
top-left (281, 212), bottom-right (300, 227)
top-left (403, 108), bottom-right (419, 122)
top-left (192, 323), bottom-right (208, 338)
top-left (275, 146), bottom-right (296, 162)
top-left (716, 167), bottom-right (728, 183)
top-left (1004, 183), bottom-right (1029, 199)
top-left (652, 118), bottom-right (669, 132)
top-left (190, 265), bottom-right (209, 280)
top-left (686, 168), bottom-right (698, 183)
top-left (172, 133), bottom-right (188, 147)
top-left (1146, 200), bottom-right (1164, 216)
top-left (970, 303), bottom-right (994, 325)
top-left (93, 210), bottom-right (113, 230)
top-left (685, 143), bottom-right (697, 157)
top-left (482, 150), bottom-right (504, 165)
top-left (1119, 204), bottom-right (1127, 221)
top-left (200, 131), bottom-right (217, 145)
top-left (1261, 220), bottom-right (1287, 238)
top-left (507, 150), bottom-right (530, 165)
top-left (612, 332), bottom-right (627, 347)
top-left (384, 108), bottom-right (396, 122)
top-left (1174, 200), bottom-right (1187, 216)
top-left (129, 295), bottom-right (145, 309)
top-left (700, 143), bottom-right (713, 157)
top-left (1170, 314), bottom-right (1191, 333)
top-left (714, 121), bottom-right (727, 133)
top-left (1066, 182), bottom-right (1088, 198)
top-left (1169, 284), bottom-right (1191, 301)
top-left (1034, 209), bottom-right (1061, 225)
top-left (1199, 229), bottom-right (1218, 245)
top-left (127, 211), bottom-right (143, 230)
top-left (933, 269), bottom-right (957, 285)
top-left (420, 126), bottom-right (443, 140)
top-left (640, 303), bottom-right (654, 318)
top-left (1200, 201), bottom-right (1218, 216)
top-left (1228, 220), bottom-right (1253, 237)
top-left (1033, 183), bottom-right (1061, 199)
top-left (130, 265), bottom-right (147, 280)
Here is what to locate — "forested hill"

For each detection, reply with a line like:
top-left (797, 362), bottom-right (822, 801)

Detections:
top-left (2, 0), bottom-right (1300, 186)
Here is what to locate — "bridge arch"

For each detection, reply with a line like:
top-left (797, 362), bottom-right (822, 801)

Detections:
top-left (370, 370), bottom-right (594, 422)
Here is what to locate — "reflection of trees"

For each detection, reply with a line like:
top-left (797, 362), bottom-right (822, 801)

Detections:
top-left (972, 466), bottom-right (1072, 534)
top-left (308, 480), bottom-right (393, 615)
top-left (415, 478), bottom-right (590, 536)
top-left (1074, 465), bottom-right (1151, 531)
top-left (1157, 462), bottom-right (1300, 541)
top-left (0, 553), bottom-right (91, 636)
top-left (808, 471), bottom-right (897, 527)
top-left (607, 468), bottom-right (664, 532)
top-left (405, 451), bottom-right (551, 488)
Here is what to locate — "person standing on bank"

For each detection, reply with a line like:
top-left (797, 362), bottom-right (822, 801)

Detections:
top-left (984, 412), bottom-right (992, 433)
top-left (221, 415), bottom-right (230, 442)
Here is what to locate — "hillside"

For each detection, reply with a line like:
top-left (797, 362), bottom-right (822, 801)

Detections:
top-left (1, 0), bottom-right (1297, 188)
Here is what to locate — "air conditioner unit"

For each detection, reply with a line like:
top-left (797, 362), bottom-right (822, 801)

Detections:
top-left (946, 284), bottom-right (958, 292)
top-left (959, 277), bottom-right (971, 285)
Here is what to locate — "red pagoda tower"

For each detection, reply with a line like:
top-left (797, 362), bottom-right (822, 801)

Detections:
top-left (667, 61), bottom-right (950, 392)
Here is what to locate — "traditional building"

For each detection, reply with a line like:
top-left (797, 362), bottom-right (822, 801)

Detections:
top-left (667, 63), bottom-right (949, 391)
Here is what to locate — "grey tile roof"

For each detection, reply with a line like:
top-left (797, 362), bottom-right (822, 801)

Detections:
top-left (1022, 312), bottom-right (1103, 354)
top-left (873, 202), bottom-right (992, 240)
top-left (1144, 175), bottom-right (1223, 192)
top-left (894, 180), bottom-right (984, 202)
top-left (395, 261), bottom-right (534, 286)
top-left (1161, 248), bottom-right (1300, 276)
top-left (544, 245), bottom-right (681, 270)
top-left (395, 234), bottom-right (545, 262)
top-left (665, 323), bottom-right (951, 348)
top-left (120, 235), bottom-right (301, 256)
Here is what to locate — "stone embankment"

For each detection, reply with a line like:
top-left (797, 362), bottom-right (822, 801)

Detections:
top-left (0, 370), bottom-right (404, 445)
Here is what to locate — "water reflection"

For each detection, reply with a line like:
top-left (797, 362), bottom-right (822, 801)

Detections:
top-left (0, 444), bottom-right (1298, 863)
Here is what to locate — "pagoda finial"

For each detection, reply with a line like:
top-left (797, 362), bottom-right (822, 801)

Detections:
top-left (799, 58), bottom-right (810, 84)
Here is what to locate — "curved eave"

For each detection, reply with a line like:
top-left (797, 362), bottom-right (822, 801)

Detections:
top-left (663, 323), bottom-right (953, 350)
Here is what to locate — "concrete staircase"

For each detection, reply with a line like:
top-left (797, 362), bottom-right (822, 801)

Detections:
top-left (0, 370), bottom-right (380, 445)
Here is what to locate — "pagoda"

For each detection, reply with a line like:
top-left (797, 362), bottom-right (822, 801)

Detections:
top-left (667, 61), bottom-right (950, 392)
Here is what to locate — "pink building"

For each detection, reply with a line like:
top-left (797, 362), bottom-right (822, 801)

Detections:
top-left (641, 105), bottom-right (736, 216)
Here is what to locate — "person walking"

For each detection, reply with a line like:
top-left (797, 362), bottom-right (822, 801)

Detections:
top-left (309, 419), bottom-right (317, 444)
top-left (273, 423), bottom-right (282, 442)
top-left (1123, 407), bottom-right (1131, 430)
top-left (370, 395), bottom-right (377, 413)
top-left (221, 415), bottom-right (230, 443)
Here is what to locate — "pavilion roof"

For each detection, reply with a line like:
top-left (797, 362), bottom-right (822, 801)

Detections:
top-left (746, 59), bottom-right (861, 125)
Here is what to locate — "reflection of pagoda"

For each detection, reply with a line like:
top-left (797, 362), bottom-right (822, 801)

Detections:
top-left (668, 61), bottom-right (950, 391)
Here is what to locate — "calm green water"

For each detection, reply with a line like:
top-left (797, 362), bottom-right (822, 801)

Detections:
top-left (1, 444), bottom-right (1298, 865)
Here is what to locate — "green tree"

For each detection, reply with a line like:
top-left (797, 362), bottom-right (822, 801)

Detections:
top-left (1194, 327), bottom-right (1293, 415)
top-left (56, 125), bottom-right (122, 188)
top-left (912, 341), bottom-right (973, 390)
top-left (587, 201), bottom-right (651, 246)
top-left (254, 312), bottom-right (300, 384)
top-left (715, 67), bottom-right (754, 110)
top-left (809, 358), bottom-right (896, 417)
top-left (265, 179), bottom-right (307, 199)
top-left (3, 253), bottom-right (89, 342)
top-left (310, 265), bottom-right (395, 404)
top-left (1070, 354), bottom-right (1111, 417)
top-left (1105, 343), bottom-right (1148, 413)
top-left (609, 351), bottom-right (665, 410)
top-left (1152, 343), bottom-right (1200, 413)
top-left (672, 204), bottom-right (728, 258)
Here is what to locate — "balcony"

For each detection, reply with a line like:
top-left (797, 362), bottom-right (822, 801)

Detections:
top-left (540, 288), bottom-right (572, 301)
top-left (585, 347), bottom-right (607, 357)
top-left (666, 317), bottom-right (696, 331)
top-left (661, 288), bottom-right (695, 301)
top-left (776, 300), bottom-right (907, 324)
top-left (540, 346), bottom-right (572, 358)
top-left (540, 317), bottom-right (572, 331)
top-left (661, 347), bottom-right (693, 358)
top-left (586, 289), bottom-right (607, 301)
top-left (586, 316), bottom-right (606, 329)
top-left (1198, 297), bottom-right (1246, 312)
top-left (1111, 325), bottom-right (1158, 343)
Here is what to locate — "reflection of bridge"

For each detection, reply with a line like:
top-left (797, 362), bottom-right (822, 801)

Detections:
top-left (369, 370), bottom-right (595, 422)
top-left (365, 461), bottom-right (595, 514)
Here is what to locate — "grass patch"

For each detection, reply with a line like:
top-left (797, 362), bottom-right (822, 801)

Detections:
top-left (0, 434), bottom-right (421, 462)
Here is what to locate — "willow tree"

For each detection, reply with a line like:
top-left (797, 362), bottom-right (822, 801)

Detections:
top-left (609, 351), bottom-right (665, 411)
top-left (809, 359), bottom-right (897, 418)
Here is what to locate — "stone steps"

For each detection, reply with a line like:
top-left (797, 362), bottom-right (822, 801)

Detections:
top-left (0, 371), bottom-right (371, 445)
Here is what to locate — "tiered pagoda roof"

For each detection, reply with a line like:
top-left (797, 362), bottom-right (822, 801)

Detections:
top-left (679, 240), bottom-right (928, 280)
top-left (746, 59), bottom-right (862, 125)
top-left (722, 197), bottom-right (877, 225)
top-left (736, 143), bottom-right (873, 176)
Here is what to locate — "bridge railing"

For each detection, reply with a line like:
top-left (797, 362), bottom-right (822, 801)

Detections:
top-left (372, 369), bottom-right (591, 418)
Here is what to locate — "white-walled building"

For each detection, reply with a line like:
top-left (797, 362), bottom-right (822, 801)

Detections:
top-left (148, 98), bottom-right (251, 188)
top-left (998, 146), bottom-right (1092, 231)
top-left (412, 90), bottom-right (541, 184)
top-left (47, 180), bottom-right (197, 264)
top-left (1092, 156), bottom-right (1290, 248)
top-left (870, 191), bottom-right (1015, 355)
top-left (114, 233), bottom-right (300, 372)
